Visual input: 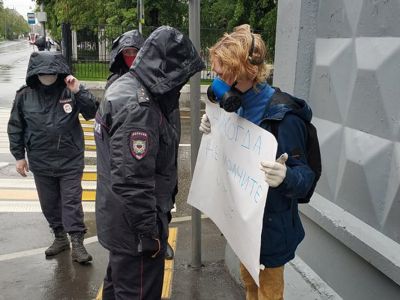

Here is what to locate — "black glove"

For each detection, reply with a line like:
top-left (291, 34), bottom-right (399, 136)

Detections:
top-left (138, 236), bottom-right (161, 258)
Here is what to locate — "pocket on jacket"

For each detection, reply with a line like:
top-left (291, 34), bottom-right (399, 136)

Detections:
top-left (261, 208), bottom-right (305, 259)
top-left (261, 211), bottom-right (288, 257)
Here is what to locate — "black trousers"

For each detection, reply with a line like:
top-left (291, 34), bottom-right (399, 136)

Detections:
top-left (102, 252), bottom-right (165, 300)
top-left (33, 172), bottom-right (86, 233)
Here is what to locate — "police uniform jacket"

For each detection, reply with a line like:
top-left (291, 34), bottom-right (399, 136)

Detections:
top-left (7, 51), bottom-right (98, 176)
top-left (95, 26), bottom-right (204, 255)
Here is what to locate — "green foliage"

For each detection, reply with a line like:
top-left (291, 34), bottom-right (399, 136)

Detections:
top-left (73, 61), bottom-right (110, 80)
top-left (200, 0), bottom-right (277, 61)
top-left (37, 0), bottom-right (277, 61)
top-left (0, 7), bottom-right (30, 40)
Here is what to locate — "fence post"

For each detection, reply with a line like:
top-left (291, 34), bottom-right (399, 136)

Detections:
top-left (61, 22), bottom-right (72, 71)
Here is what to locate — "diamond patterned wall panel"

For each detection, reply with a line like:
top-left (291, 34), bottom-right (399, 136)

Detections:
top-left (316, 0), bottom-right (353, 38)
top-left (345, 38), bottom-right (400, 140)
top-left (335, 128), bottom-right (392, 229)
top-left (312, 117), bottom-right (343, 203)
top-left (309, 0), bottom-right (400, 243)
top-left (381, 143), bottom-right (400, 242)
top-left (309, 38), bottom-right (355, 123)
top-left (357, 0), bottom-right (400, 37)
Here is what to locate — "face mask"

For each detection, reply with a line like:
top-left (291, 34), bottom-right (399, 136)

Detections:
top-left (38, 74), bottom-right (58, 86)
top-left (123, 55), bottom-right (136, 68)
top-left (207, 77), bottom-right (242, 112)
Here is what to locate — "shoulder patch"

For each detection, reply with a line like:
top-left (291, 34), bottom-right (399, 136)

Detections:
top-left (130, 131), bottom-right (149, 160)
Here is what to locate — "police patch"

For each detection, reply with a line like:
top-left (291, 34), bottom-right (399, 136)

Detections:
top-left (63, 103), bottom-right (72, 113)
top-left (130, 131), bottom-right (148, 160)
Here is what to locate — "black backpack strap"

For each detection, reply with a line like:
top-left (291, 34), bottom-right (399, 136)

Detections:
top-left (269, 87), bottom-right (300, 110)
top-left (262, 87), bottom-right (303, 153)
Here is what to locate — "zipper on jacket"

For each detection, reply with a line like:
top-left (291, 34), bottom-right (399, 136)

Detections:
top-left (57, 135), bottom-right (61, 150)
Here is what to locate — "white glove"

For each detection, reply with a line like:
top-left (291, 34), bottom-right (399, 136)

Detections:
top-left (199, 113), bottom-right (211, 134)
top-left (260, 153), bottom-right (288, 187)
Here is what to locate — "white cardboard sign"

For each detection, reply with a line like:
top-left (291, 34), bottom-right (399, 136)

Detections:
top-left (188, 102), bottom-right (277, 285)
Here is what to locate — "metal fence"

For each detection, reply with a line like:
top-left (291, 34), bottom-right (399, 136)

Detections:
top-left (64, 24), bottom-right (225, 81)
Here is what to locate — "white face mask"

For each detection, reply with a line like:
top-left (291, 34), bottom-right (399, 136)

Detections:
top-left (38, 74), bottom-right (58, 86)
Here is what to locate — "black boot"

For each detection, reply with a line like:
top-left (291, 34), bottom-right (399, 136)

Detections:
top-left (70, 232), bottom-right (93, 264)
top-left (45, 230), bottom-right (70, 257)
top-left (165, 242), bottom-right (174, 260)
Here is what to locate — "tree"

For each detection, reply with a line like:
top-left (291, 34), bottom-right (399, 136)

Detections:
top-left (0, 7), bottom-right (30, 40)
top-left (36, 0), bottom-right (277, 61)
top-left (199, 0), bottom-right (277, 61)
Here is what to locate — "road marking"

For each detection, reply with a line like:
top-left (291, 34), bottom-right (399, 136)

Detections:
top-left (0, 189), bottom-right (96, 201)
top-left (0, 235), bottom-right (98, 262)
top-left (0, 178), bottom-right (96, 189)
top-left (162, 227), bottom-right (177, 299)
top-left (0, 200), bottom-right (95, 212)
top-left (82, 172), bottom-right (97, 181)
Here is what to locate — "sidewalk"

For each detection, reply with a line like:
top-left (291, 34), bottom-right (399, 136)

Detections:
top-left (170, 217), bottom-right (333, 300)
top-left (0, 210), bottom-right (330, 299)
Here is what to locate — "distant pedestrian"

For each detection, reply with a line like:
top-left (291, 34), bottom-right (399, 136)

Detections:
top-left (8, 51), bottom-right (98, 264)
top-left (34, 36), bottom-right (46, 51)
top-left (200, 24), bottom-right (316, 299)
top-left (106, 29), bottom-right (144, 89)
top-left (95, 26), bottom-right (204, 299)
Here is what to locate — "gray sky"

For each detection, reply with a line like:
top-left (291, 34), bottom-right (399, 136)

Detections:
top-left (4, 0), bottom-right (36, 20)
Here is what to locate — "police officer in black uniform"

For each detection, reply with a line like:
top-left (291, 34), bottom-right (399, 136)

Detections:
top-left (95, 26), bottom-right (204, 299)
top-left (8, 51), bottom-right (97, 263)
top-left (106, 29), bottom-right (145, 89)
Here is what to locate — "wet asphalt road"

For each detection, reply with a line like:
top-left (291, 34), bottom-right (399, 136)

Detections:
top-left (0, 40), bottom-right (33, 108)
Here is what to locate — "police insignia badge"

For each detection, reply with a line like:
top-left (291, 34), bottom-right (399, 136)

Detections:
top-left (63, 103), bottom-right (72, 113)
top-left (130, 131), bottom-right (148, 160)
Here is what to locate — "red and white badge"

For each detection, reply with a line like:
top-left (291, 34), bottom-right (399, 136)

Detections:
top-left (130, 131), bottom-right (148, 160)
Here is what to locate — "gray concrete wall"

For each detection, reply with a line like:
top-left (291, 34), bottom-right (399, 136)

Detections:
top-left (272, 0), bottom-right (400, 298)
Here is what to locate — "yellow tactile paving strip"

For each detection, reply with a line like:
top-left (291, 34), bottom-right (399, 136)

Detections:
top-left (95, 227), bottom-right (178, 300)
top-left (85, 145), bottom-right (96, 151)
top-left (162, 227), bottom-right (177, 299)
top-left (0, 117), bottom-right (97, 202)
top-left (0, 189), bottom-right (96, 201)
top-left (84, 135), bottom-right (95, 141)
top-left (82, 172), bottom-right (97, 181)
top-left (82, 126), bottom-right (94, 133)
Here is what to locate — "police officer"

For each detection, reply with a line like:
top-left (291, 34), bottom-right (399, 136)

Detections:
top-left (106, 29), bottom-right (144, 89)
top-left (8, 51), bottom-right (97, 263)
top-left (106, 28), bottom-right (176, 260)
top-left (95, 26), bottom-right (204, 299)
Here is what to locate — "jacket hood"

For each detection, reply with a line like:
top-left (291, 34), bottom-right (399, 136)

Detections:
top-left (131, 26), bottom-right (205, 95)
top-left (264, 89), bottom-right (312, 123)
top-left (26, 51), bottom-right (70, 88)
top-left (109, 29), bottom-right (145, 73)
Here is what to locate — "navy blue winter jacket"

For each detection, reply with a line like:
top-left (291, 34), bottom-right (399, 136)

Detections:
top-left (242, 85), bottom-right (315, 267)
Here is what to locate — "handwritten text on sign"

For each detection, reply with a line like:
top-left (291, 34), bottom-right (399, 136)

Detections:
top-left (188, 102), bottom-right (277, 285)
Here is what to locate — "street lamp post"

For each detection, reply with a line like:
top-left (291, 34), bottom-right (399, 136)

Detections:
top-left (189, 0), bottom-right (202, 269)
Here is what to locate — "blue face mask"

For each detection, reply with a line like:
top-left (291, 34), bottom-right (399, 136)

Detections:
top-left (207, 77), bottom-right (242, 112)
